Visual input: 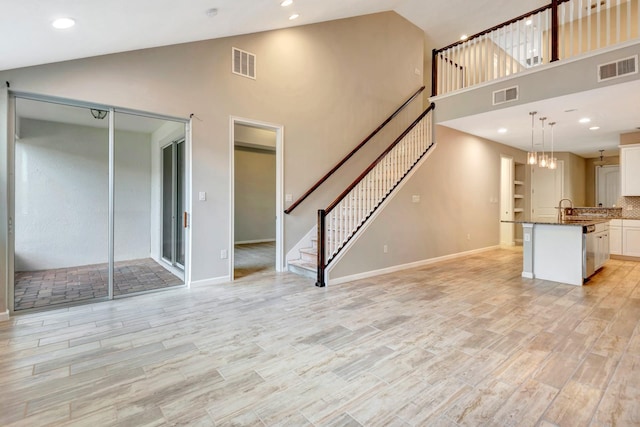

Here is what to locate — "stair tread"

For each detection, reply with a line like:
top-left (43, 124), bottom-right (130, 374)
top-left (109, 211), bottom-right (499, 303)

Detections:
top-left (299, 247), bottom-right (317, 255)
top-left (288, 259), bottom-right (316, 271)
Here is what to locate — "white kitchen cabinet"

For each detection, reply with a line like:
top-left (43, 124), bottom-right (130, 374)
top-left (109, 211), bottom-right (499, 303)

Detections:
top-left (621, 145), bottom-right (640, 196)
top-left (622, 219), bottom-right (640, 257)
top-left (610, 219), bottom-right (622, 255)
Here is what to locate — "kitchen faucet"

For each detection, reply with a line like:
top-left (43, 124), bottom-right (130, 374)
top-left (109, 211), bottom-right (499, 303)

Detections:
top-left (557, 198), bottom-right (573, 222)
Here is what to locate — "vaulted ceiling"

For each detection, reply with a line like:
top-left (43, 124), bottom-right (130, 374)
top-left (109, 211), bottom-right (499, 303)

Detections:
top-left (1, 1), bottom-right (546, 71)
top-left (4, 1), bottom-right (637, 157)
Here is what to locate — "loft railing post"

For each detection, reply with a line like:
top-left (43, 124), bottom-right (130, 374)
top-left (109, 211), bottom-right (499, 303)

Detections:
top-left (551, 0), bottom-right (559, 62)
top-left (316, 209), bottom-right (326, 287)
top-left (431, 49), bottom-right (438, 97)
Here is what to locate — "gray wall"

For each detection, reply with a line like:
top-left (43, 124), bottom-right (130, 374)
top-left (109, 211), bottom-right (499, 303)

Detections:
top-left (234, 147), bottom-right (276, 243)
top-left (0, 10), bottom-right (424, 308)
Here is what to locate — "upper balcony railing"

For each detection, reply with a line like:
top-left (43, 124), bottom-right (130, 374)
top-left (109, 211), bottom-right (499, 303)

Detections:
top-left (432, 0), bottom-right (640, 96)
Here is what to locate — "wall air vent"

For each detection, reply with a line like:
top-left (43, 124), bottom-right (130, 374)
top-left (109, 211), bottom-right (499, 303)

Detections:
top-left (598, 55), bottom-right (637, 82)
top-left (492, 86), bottom-right (519, 106)
top-left (232, 47), bottom-right (256, 79)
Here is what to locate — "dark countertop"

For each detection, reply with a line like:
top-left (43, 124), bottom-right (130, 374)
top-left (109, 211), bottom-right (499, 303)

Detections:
top-left (501, 219), bottom-right (611, 226)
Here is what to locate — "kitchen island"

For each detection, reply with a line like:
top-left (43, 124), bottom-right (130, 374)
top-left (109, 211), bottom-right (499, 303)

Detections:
top-left (503, 219), bottom-right (610, 286)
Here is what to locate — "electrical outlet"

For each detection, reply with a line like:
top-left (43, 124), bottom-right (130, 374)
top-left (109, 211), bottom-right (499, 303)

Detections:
top-left (220, 249), bottom-right (228, 259)
top-left (199, 191), bottom-right (206, 201)
top-left (467, 233), bottom-right (471, 240)
top-left (383, 244), bottom-right (388, 253)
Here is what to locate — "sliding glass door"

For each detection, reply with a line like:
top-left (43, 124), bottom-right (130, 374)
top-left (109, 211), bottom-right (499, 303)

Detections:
top-left (113, 112), bottom-right (184, 296)
top-left (13, 98), bottom-right (110, 310)
top-left (12, 96), bottom-right (187, 311)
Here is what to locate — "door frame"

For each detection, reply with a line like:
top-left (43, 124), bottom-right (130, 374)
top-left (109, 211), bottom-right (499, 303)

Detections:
top-left (500, 155), bottom-right (514, 246)
top-left (229, 116), bottom-right (284, 278)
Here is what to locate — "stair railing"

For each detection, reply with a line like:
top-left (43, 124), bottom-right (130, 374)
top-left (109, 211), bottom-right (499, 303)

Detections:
top-left (316, 103), bottom-right (436, 287)
top-left (284, 86), bottom-right (425, 214)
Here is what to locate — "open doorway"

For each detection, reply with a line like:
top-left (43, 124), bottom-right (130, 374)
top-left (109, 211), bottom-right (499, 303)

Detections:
top-left (230, 118), bottom-right (283, 280)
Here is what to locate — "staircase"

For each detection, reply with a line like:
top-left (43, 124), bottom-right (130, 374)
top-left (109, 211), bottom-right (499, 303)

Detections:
top-left (287, 236), bottom-right (318, 279)
top-left (287, 102), bottom-right (436, 285)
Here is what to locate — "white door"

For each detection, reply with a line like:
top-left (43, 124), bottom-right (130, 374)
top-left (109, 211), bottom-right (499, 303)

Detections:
top-left (596, 165), bottom-right (620, 207)
top-left (531, 161), bottom-right (564, 222)
top-left (500, 156), bottom-right (514, 246)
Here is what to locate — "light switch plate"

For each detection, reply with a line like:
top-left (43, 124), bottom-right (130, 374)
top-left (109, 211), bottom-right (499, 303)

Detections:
top-left (285, 194), bottom-right (293, 202)
top-left (199, 191), bottom-right (206, 201)
top-left (412, 195), bottom-right (420, 203)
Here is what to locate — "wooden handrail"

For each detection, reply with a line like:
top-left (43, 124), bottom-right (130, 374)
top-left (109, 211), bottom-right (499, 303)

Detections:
top-left (283, 86), bottom-right (425, 214)
top-left (326, 102), bottom-right (436, 213)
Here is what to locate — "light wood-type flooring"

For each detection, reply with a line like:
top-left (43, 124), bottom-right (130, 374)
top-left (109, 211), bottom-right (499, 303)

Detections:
top-left (1, 247), bottom-right (640, 426)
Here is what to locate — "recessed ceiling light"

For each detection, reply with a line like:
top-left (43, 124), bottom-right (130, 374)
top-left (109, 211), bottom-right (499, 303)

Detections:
top-left (205, 8), bottom-right (218, 17)
top-left (564, 108), bottom-right (577, 112)
top-left (460, 34), bottom-right (468, 41)
top-left (498, 128), bottom-right (507, 134)
top-left (280, 0), bottom-right (293, 6)
top-left (525, 19), bottom-right (533, 26)
top-left (589, 126), bottom-right (600, 130)
top-left (52, 18), bottom-right (75, 29)
top-left (579, 117), bottom-right (591, 124)
top-left (289, 13), bottom-right (299, 20)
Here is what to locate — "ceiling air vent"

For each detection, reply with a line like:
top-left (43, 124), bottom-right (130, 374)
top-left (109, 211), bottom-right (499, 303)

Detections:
top-left (232, 47), bottom-right (256, 79)
top-left (492, 86), bottom-right (519, 105)
top-left (598, 55), bottom-right (637, 82)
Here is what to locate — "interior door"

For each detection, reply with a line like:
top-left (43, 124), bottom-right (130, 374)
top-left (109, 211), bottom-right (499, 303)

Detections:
top-left (596, 165), bottom-right (620, 207)
top-left (531, 161), bottom-right (564, 222)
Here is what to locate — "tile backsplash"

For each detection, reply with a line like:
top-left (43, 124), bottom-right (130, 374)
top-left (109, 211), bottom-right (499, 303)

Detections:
top-left (617, 196), bottom-right (640, 219)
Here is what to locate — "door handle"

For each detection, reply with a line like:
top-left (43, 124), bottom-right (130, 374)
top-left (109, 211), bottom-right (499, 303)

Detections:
top-left (183, 212), bottom-right (188, 228)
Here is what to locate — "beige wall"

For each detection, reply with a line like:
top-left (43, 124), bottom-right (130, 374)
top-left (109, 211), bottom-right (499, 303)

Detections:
top-left (621, 130), bottom-right (640, 145)
top-left (330, 125), bottom-right (528, 279)
top-left (553, 152), bottom-right (587, 206)
top-left (0, 10), bottom-right (424, 306)
top-left (0, 87), bottom-right (7, 317)
top-left (234, 147), bottom-right (276, 243)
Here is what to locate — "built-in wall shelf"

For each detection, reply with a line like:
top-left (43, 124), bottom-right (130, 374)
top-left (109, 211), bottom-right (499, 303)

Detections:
top-left (514, 194), bottom-right (524, 199)
top-left (514, 208), bottom-right (524, 213)
top-left (514, 180), bottom-right (524, 186)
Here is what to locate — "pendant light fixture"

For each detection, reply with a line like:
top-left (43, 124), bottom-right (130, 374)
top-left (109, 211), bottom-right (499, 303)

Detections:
top-left (527, 111), bottom-right (537, 165)
top-left (548, 121), bottom-right (557, 169)
top-left (538, 116), bottom-right (548, 168)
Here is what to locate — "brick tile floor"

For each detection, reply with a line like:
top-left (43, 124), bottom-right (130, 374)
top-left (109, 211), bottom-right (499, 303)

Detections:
top-left (14, 258), bottom-right (183, 311)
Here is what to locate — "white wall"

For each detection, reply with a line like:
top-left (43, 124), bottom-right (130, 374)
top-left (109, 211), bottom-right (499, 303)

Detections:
top-left (15, 118), bottom-right (151, 271)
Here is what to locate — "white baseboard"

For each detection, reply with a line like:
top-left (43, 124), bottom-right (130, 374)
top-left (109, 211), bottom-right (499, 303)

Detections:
top-left (189, 275), bottom-right (231, 287)
top-left (235, 239), bottom-right (276, 245)
top-left (0, 310), bottom-right (9, 322)
top-left (522, 272), bottom-right (534, 279)
top-left (328, 245), bottom-right (501, 286)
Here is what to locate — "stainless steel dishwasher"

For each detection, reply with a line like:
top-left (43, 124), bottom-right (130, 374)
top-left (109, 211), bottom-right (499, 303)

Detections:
top-left (583, 224), bottom-right (596, 279)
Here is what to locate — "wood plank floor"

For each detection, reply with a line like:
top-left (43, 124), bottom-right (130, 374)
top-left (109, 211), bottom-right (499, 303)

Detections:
top-left (1, 248), bottom-right (639, 426)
